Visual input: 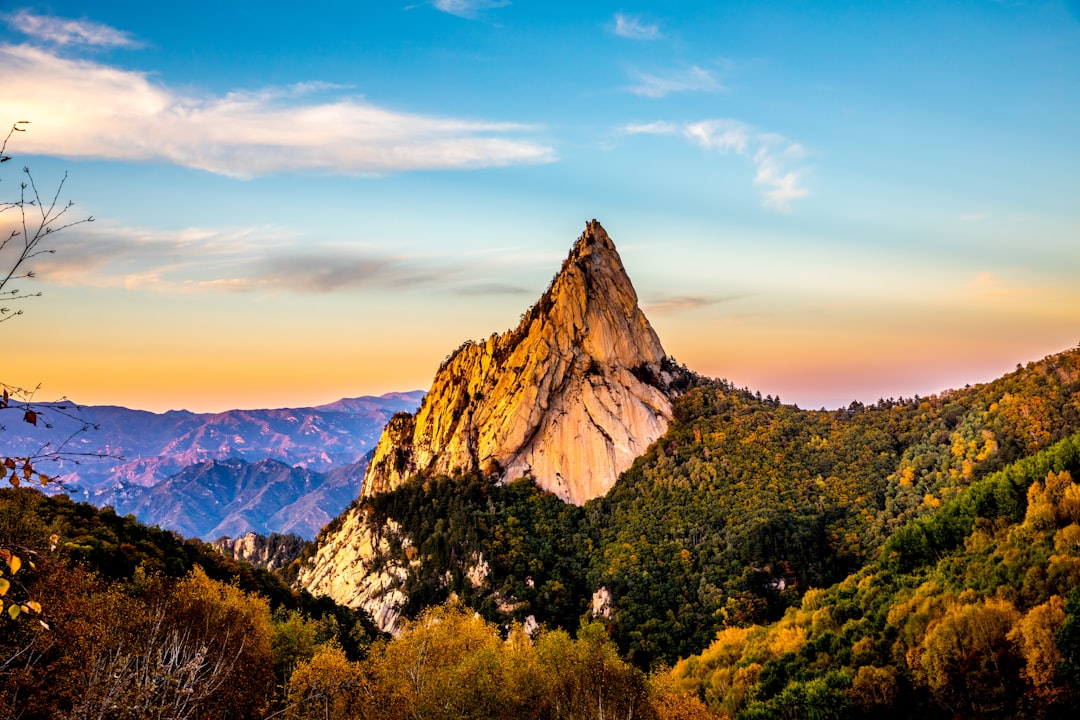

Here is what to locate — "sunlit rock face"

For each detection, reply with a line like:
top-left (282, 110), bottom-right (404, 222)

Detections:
top-left (297, 511), bottom-right (411, 634)
top-left (210, 531), bottom-right (305, 572)
top-left (298, 220), bottom-right (685, 631)
top-left (363, 219), bottom-right (678, 505)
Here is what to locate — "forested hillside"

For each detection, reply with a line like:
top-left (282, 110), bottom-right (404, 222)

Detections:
top-left (0, 489), bottom-right (709, 719)
top-left (339, 349), bottom-right (1080, 666)
top-left (666, 432), bottom-right (1080, 718)
top-left (4, 349), bottom-right (1077, 717)
top-left (591, 348), bottom-right (1080, 665)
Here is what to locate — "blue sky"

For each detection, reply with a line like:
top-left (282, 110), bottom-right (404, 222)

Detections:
top-left (2, 1), bottom-right (1078, 412)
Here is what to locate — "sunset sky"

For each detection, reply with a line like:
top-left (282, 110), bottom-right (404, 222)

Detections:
top-left (2, 1), bottom-right (1079, 413)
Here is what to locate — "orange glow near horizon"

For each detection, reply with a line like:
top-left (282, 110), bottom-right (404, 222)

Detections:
top-left (6, 249), bottom-right (1079, 414)
top-left (9, 294), bottom-right (1077, 414)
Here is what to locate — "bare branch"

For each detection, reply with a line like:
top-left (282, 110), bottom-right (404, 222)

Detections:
top-left (1, 128), bottom-right (109, 490)
top-left (0, 121), bottom-right (30, 158)
top-left (0, 138), bottom-right (92, 318)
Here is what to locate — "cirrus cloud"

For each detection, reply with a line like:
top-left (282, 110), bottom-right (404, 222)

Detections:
top-left (645, 294), bottom-right (743, 315)
top-left (0, 43), bottom-right (555, 177)
top-left (621, 121), bottom-right (678, 136)
top-left (625, 118), bottom-right (810, 211)
top-left (612, 13), bottom-right (661, 40)
top-left (456, 282), bottom-right (530, 296)
top-left (3, 9), bottom-right (142, 48)
top-left (432, 0), bottom-right (511, 19)
top-left (627, 65), bottom-right (723, 98)
top-left (22, 219), bottom-right (464, 295)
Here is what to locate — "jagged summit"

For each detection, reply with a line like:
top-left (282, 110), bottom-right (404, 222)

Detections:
top-left (361, 219), bottom-right (680, 505)
top-left (527, 219), bottom-right (666, 370)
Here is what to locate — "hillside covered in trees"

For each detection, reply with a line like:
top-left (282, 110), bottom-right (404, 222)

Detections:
top-left (327, 348), bottom-right (1080, 668)
top-left (0, 488), bottom-right (709, 719)
top-left (3, 347), bottom-right (1079, 718)
top-left (667, 432), bottom-right (1080, 718)
top-left (588, 347), bottom-right (1080, 665)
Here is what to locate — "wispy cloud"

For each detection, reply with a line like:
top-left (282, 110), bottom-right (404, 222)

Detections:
top-left (21, 218), bottom-right (562, 297)
top-left (432, 0), bottom-right (511, 19)
top-left (456, 282), bottom-right (530, 296)
top-left (0, 44), bottom-right (554, 177)
top-left (685, 120), bottom-right (809, 211)
top-left (24, 221), bottom-right (463, 295)
top-left (24, 223), bottom-right (279, 291)
top-left (627, 65), bottom-right (722, 98)
top-left (251, 253), bottom-right (452, 293)
top-left (3, 10), bottom-right (141, 48)
top-left (612, 13), bottom-right (660, 40)
top-left (621, 121), bottom-right (678, 135)
top-left (645, 295), bottom-right (742, 315)
top-left (684, 119), bottom-right (750, 153)
top-left (623, 118), bottom-right (810, 210)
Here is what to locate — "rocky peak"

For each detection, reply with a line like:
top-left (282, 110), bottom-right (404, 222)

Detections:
top-left (528, 219), bottom-right (666, 369)
top-left (362, 219), bottom-right (680, 505)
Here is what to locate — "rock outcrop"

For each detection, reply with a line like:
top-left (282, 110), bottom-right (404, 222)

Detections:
top-left (298, 220), bottom-right (687, 631)
top-left (364, 219), bottom-right (680, 505)
top-left (211, 531), bottom-right (307, 572)
top-left (297, 513), bottom-right (412, 633)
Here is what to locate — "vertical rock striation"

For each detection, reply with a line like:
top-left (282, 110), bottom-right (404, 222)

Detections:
top-left (364, 219), bottom-right (679, 505)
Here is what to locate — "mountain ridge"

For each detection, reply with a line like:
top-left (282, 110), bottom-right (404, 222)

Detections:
top-left (110, 457), bottom-right (367, 540)
top-left (2, 391), bottom-right (424, 541)
top-left (1, 390), bottom-right (424, 496)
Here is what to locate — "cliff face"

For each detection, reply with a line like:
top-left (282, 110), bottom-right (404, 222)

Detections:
top-left (364, 219), bottom-right (678, 505)
top-left (298, 220), bottom-right (684, 630)
top-left (296, 512), bottom-right (412, 633)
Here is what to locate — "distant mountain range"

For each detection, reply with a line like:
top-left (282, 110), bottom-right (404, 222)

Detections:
top-left (113, 457), bottom-right (369, 541)
top-left (0, 391), bottom-right (424, 539)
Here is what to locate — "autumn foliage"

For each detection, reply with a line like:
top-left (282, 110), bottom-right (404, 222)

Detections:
top-left (281, 603), bottom-right (713, 720)
top-left (0, 486), bottom-right (715, 719)
top-left (667, 434), bottom-right (1080, 718)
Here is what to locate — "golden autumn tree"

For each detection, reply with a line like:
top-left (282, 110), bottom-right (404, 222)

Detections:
top-left (912, 597), bottom-right (1022, 715)
top-left (282, 601), bottom-right (711, 720)
top-left (1009, 595), bottom-right (1067, 694)
top-left (68, 567), bottom-right (274, 720)
top-left (284, 642), bottom-right (367, 720)
top-left (366, 603), bottom-right (510, 720)
top-left (1, 563), bottom-right (278, 720)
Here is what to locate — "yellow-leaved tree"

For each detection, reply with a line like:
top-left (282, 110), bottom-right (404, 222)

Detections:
top-left (282, 601), bottom-right (714, 720)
